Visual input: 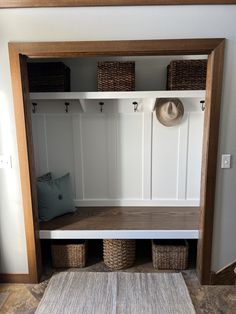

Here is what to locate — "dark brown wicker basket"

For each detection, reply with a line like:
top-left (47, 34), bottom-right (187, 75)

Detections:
top-left (152, 240), bottom-right (188, 270)
top-left (51, 240), bottom-right (87, 268)
top-left (97, 61), bottom-right (135, 91)
top-left (167, 59), bottom-right (207, 90)
top-left (103, 239), bottom-right (136, 270)
top-left (28, 62), bottom-right (70, 92)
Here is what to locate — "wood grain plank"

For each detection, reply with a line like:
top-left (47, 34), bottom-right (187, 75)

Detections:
top-left (1, 0), bottom-right (236, 8)
top-left (20, 56), bottom-right (43, 281)
top-left (0, 274), bottom-right (30, 284)
top-left (8, 48), bottom-right (40, 283)
top-left (197, 40), bottom-right (225, 284)
top-left (40, 207), bottom-right (199, 231)
top-left (8, 39), bottom-right (224, 58)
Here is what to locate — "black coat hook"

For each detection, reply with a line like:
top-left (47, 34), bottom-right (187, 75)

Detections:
top-left (32, 102), bottom-right (37, 114)
top-left (133, 101), bottom-right (138, 112)
top-left (99, 102), bottom-right (104, 113)
top-left (200, 100), bottom-right (205, 111)
top-left (65, 102), bottom-right (70, 113)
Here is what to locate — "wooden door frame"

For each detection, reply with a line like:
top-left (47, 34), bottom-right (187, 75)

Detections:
top-left (7, 38), bottom-right (225, 284)
top-left (1, 0), bottom-right (236, 8)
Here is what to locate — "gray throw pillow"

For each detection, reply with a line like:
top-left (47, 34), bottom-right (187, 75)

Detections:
top-left (37, 172), bottom-right (52, 182)
top-left (37, 173), bottom-right (75, 221)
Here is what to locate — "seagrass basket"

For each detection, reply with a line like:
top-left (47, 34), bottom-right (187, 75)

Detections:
top-left (97, 61), bottom-right (135, 91)
top-left (51, 240), bottom-right (87, 268)
top-left (167, 59), bottom-right (207, 90)
top-left (152, 240), bottom-right (188, 270)
top-left (103, 239), bottom-right (136, 270)
top-left (28, 62), bottom-right (70, 92)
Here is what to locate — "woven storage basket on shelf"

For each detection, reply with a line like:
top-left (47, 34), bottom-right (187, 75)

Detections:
top-left (51, 240), bottom-right (87, 268)
top-left (97, 61), bottom-right (135, 91)
top-left (167, 59), bottom-right (207, 90)
top-left (152, 240), bottom-right (188, 270)
top-left (103, 239), bottom-right (136, 270)
top-left (27, 62), bottom-right (70, 92)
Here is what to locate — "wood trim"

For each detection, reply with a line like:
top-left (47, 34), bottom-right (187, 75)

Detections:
top-left (1, 0), bottom-right (236, 8)
top-left (8, 47), bottom-right (39, 284)
top-left (0, 274), bottom-right (30, 284)
top-left (8, 39), bottom-right (225, 284)
top-left (197, 40), bottom-right (225, 284)
top-left (211, 260), bottom-right (236, 285)
top-left (20, 56), bottom-right (42, 281)
top-left (8, 39), bottom-right (224, 58)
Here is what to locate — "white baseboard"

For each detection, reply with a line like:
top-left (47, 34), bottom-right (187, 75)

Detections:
top-left (74, 199), bottom-right (199, 207)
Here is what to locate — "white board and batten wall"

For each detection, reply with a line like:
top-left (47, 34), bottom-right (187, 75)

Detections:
top-left (32, 96), bottom-right (204, 207)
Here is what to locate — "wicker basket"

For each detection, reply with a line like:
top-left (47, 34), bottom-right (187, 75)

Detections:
top-left (167, 59), bottom-right (207, 90)
top-left (103, 239), bottom-right (136, 270)
top-left (51, 240), bottom-right (87, 268)
top-left (152, 240), bottom-right (188, 270)
top-left (28, 62), bottom-right (70, 92)
top-left (97, 61), bottom-right (135, 91)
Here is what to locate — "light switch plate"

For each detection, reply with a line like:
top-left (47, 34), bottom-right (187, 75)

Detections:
top-left (221, 154), bottom-right (231, 169)
top-left (0, 155), bottom-right (12, 169)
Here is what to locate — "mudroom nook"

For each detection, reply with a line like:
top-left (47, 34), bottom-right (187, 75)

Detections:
top-left (28, 55), bottom-right (205, 272)
top-left (8, 39), bottom-right (225, 284)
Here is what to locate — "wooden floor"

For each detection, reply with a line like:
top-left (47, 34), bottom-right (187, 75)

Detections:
top-left (40, 207), bottom-right (199, 239)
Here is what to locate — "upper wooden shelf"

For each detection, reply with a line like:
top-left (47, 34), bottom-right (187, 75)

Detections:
top-left (30, 90), bottom-right (206, 100)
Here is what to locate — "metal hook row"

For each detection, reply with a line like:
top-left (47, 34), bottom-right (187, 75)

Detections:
top-left (32, 102), bottom-right (70, 114)
top-left (32, 101), bottom-right (139, 114)
top-left (99, 101), bottom-right (139, 113)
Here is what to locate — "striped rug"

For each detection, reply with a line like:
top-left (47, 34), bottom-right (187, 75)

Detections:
top-left (36, 272), bottom-right (195, 314)
top-left (0, 292), bottom-right (10, 310)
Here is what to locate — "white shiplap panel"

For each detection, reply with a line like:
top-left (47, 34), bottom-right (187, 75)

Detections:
top-left (186, 112), bottom-right (204, 199)
top-left (177, 114), bottom-right (189, 200)
top-left (32, 99), bottom-right (203, 205)
top-left (45, 114), bottom-right (76, 195)
top-left (81, 114), bottom-right (109, 199)
top-left (116, 113), bottom-right (143, 199)
top-left (142, 112), bottom-right (153, 200)
top-left (72, 114), bottom-right (84, 199)
top-left (107, 114), bottom-right (118, 199)
top-left (152, 115), bottom-right (179, 199)
top-left (31, 114), bottom-right (49, 176)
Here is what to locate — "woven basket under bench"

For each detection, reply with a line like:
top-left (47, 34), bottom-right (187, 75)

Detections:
top-left (51, 240), bottom-right (87, 268)
top-left (152, 240), bottom-right (188, 270)
top-left (103, 239), bottom-right (136, 270)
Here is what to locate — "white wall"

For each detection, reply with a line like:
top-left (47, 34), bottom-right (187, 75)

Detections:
top-left (0, 5), bottom-right (236, 273)
top-left (31, 98), bottom-right (203, 207)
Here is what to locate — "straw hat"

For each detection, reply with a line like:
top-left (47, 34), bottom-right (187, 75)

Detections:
top-left (155, 98), bottom-right (184, 127)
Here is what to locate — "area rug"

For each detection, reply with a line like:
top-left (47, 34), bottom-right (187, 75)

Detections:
top-left (0, 291), bottom-right (10, 309)
top-left (36, 272), bottom-right (195, 314)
